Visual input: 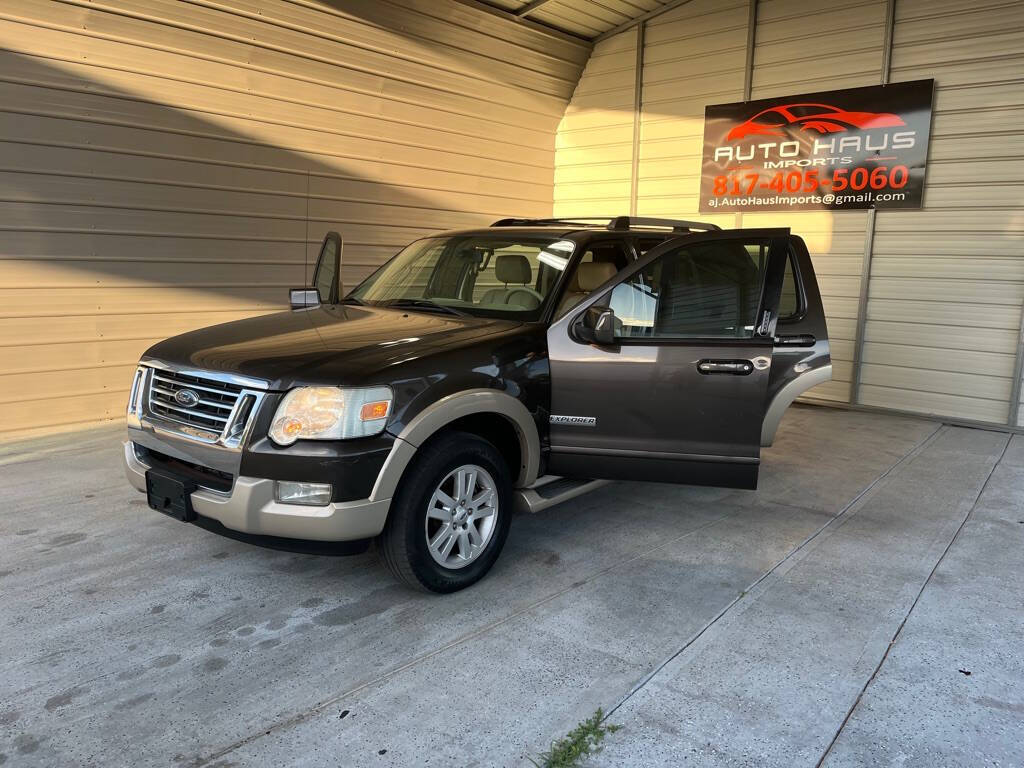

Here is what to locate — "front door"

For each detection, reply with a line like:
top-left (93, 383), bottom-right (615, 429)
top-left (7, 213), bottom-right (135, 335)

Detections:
top-left (546, 229), bottom-right (791, 489)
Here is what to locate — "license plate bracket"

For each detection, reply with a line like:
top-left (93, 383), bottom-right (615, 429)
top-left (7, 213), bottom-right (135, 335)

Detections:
top-left (146, 470), bottom-right (197, 522)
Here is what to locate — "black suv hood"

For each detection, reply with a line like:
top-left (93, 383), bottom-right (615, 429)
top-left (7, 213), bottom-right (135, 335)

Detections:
top-left (143, 304), bottom-right (516, 389)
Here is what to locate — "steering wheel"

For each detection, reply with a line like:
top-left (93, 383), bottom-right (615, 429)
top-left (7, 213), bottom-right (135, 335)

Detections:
top-left (505, 286), bottom-right (543, 309)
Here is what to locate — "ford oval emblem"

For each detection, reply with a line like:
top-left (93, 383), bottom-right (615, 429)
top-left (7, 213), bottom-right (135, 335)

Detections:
top-left (174, 388), bottom-right (200, 407)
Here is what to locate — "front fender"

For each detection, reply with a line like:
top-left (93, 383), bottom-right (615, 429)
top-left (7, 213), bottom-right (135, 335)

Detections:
top-left (369, 389), bottom-right (542, 501)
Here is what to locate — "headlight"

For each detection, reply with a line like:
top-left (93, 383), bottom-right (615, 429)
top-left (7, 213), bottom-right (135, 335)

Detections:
top-left (268, 386), bottom-right (392, 445)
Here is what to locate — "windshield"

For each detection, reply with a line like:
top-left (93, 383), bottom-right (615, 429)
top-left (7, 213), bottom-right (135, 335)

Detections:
top-left (348, 235), bottom-right (576, 320)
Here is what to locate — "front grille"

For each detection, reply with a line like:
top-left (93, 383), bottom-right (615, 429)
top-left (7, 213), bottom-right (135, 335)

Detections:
top-left (148, 369), bottom-right (245, 434)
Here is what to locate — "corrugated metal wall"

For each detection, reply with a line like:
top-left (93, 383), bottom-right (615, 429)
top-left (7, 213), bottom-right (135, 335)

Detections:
top-left (554, 0), bottom-right (1024, 424)
top-left (744, 0), bottom-right (887, 405)
top-left (636, 0), bottom-right (747, 223)
top-left (862, 0), bottom-right (1024, 424)
top-left (555, 27), bottom-right (637, 214)
top-left (0, 0), bottom-right (589, 440)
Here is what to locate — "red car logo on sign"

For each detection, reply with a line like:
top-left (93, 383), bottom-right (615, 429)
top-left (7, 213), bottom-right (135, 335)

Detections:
top-left (726, 103), bottom-right (906, 141)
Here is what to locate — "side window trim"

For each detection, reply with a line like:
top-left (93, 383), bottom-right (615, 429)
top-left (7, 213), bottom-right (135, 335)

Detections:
top-left (777, 243), bottom-right (808, 324)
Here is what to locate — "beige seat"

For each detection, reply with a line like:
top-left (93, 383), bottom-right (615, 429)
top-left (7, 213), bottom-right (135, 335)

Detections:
top-left (480, 253), bottom-right (535, 307)
top-left (555, 261), bottom-right (618, 318)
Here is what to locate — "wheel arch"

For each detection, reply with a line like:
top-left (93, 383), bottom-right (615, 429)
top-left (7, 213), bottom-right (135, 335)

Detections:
top-left (761, 363), bottom-right (832, 447)
top-left (369, 389), bottom-right (541, 501)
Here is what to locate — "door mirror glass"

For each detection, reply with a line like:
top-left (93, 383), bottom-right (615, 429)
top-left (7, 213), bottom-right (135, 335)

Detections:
top-left (312, 231), bottom-right (343, 304)
top-left (574, 305), bottom-right (616, 346)
top-left (289, 288), bottom-right (320, 310)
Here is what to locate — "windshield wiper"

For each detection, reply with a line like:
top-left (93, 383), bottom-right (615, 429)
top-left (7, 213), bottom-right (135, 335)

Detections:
top-left (341, 296), bottom-right (364, 305)
top-left (384, 299), bottom-right (468, 317)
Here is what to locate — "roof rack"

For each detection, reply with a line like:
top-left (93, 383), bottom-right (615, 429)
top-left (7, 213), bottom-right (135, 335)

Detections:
top-left (490, 216), bottom-right (721, 233)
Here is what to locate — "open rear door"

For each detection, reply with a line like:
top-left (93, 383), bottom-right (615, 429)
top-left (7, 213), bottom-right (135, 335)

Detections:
top-left (760, 234), bottom-right (832, 446)
top-left (546, 229), bottom-right (791, 489)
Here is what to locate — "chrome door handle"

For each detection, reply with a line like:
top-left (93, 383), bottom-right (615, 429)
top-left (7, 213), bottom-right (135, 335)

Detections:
top-left (697, 359), bottom-right (754, 375)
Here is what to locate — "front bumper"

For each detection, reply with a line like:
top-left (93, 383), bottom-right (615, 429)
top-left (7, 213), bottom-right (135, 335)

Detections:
top-left (123, 441), bottom-right (390, 542)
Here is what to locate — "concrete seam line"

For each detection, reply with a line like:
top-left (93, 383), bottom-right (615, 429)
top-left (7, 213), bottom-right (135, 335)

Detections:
top-left (813, 431), bottom-right (1012, 768)
top-left (190, 504), bottom-right (744, 766)
top-left (604, 421), bottom-right (946, 719)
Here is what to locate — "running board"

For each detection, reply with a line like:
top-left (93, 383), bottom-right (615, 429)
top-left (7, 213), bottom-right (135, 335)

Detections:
top-left (514, 476), bottom-right (610, 514)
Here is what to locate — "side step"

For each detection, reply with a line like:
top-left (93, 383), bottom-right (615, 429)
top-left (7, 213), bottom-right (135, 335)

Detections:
top-left (514, 475), bottom-right (610, 514)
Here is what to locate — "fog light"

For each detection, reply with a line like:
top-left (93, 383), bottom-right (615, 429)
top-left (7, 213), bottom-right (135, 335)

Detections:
top-left (275, 481), bottom-right (332, 506)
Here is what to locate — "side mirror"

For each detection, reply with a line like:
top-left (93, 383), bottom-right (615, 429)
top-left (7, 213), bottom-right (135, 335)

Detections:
top-left (574, 305), bottom-right (617, 346)
top-left (290, 288), bottom-right (321, 310)
top-left (313, 231), bottom-right (343, 304)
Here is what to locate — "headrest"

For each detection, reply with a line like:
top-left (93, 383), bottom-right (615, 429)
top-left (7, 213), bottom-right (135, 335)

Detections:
top-left (572, 261), bottom-right (618, 292)
top-left (495, 253), bottom-right (531, 284)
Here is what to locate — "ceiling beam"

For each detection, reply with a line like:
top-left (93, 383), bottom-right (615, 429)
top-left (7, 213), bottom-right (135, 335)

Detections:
top-left (451, 0), bottom-right (592, 47)
top-left (516, 0), bottom-right (557, 17)
top-left (593, 0), bottom-right (695, 43)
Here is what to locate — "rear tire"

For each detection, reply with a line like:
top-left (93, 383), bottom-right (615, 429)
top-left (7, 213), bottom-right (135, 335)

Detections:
top-left (378, 431), bottom-right (512, 593)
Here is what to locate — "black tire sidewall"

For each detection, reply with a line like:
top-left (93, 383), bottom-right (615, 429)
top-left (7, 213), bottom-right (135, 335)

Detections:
top-left (390, 431), bottom-right (512, 592)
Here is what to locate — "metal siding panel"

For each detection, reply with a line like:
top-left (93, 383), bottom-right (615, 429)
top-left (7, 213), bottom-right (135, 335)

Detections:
top-left (0, 0), bottom-right (588, 437)
top-left (864, 0), bottom-right (1024, 424)
top-left (635, 0), bottom-right (748, 218)
top-left (554, 29), bottom-right (637, 216)
top-left (862, 342), bottom-right (1015, 379)
top-left (547, 0), bottom-right (1023, 424)
top-left (859, 384), bottom-right (1010, 423)
top-left (0, 392), bottom-right (131, 435)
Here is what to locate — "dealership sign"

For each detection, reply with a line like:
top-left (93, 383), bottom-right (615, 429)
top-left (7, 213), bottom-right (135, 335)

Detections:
top-left (699, 79), bottom-right (935, 212)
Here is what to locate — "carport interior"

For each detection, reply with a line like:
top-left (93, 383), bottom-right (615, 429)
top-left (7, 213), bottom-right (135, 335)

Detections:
top-left (2, 0), bottom-right (1023, 765)
top-left (2, 406), bottom-right (1021, 765)
top-left (1, 0), bottom-right (1022, 439)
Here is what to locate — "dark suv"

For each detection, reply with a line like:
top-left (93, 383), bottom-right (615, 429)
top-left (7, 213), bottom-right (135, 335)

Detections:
top-left (123, 217), bottom-right (830, 592)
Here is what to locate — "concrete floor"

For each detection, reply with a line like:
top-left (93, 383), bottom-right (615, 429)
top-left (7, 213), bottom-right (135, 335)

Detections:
top-left (1, 405), bottom-right (1021, 767)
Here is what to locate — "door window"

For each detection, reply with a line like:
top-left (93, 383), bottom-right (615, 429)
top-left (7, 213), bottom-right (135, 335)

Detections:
top-left (608, 239), bottom-right (770, 339)
top-left (634, 236), bottom-right (672, 256)
top-left (554, 241), bottom-right (631, 318)
top-left (778, 250), bottom-right (801, 320)
top-left (745, 242), bottom-right (801, 320)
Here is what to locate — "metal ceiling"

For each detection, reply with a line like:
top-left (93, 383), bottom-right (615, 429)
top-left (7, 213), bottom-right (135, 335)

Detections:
top-left (468, 0), bottom-right (690, 42)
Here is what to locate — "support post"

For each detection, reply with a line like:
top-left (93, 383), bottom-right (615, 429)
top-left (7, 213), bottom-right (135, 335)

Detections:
top-left (742, 0), bottom-right (757, 101)
top-left (1008, 307), bottom-right (1024, 426)
top-left (629, 21), bottom-right (644, 217)
top-left (850, 0), bottom-right (896, 404)
top-left (736, 0), bottom-right (757, 229)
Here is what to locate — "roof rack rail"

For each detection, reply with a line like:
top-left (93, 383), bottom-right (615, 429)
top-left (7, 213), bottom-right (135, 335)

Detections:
top-left (490, 216), bottom-right (721, 232)
top-left (607, 216), bottom-right (721, 232)
top-left (490, 217), bottom-right (609, 228)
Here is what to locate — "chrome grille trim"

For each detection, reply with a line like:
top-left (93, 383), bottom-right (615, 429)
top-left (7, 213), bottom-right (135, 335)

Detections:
top-left (127, 367), bottom-right (145, 415)
top-left (135, 360), bottom-right (269, 452)
top-left (151, 375), bottom-right (242, 399)
top-left (151, 400), bottom-right (231, 423)
top-left (148, 369), bottom-right (243, 432)
top-left (150, 385), bottom-right (233, 412)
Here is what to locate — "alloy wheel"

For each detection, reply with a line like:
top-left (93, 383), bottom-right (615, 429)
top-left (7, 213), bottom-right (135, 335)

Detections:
top-left (424, 463), bottom-right (499, 569)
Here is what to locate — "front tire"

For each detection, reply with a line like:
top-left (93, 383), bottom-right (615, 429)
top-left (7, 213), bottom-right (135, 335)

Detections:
top-left (378, 431), bottom-right (512, 593)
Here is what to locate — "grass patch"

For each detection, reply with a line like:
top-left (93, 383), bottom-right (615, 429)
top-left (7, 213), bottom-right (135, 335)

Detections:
top-left (531, 708), bottom-right (622, 768)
